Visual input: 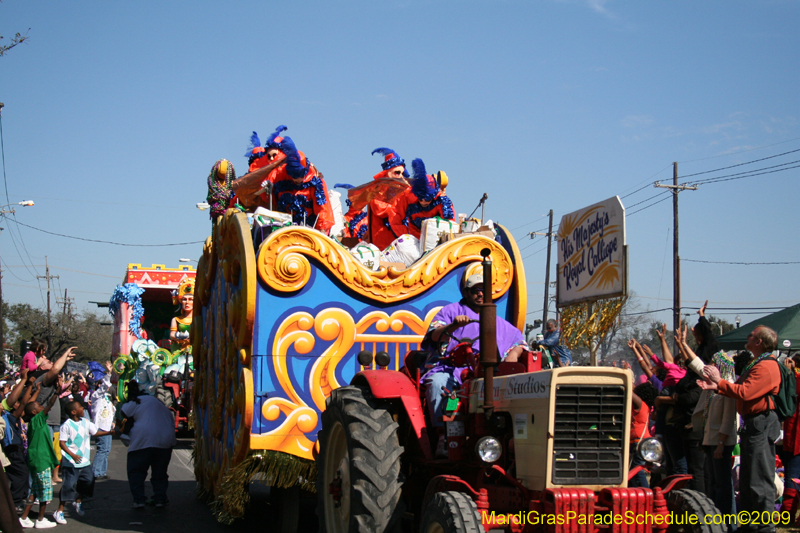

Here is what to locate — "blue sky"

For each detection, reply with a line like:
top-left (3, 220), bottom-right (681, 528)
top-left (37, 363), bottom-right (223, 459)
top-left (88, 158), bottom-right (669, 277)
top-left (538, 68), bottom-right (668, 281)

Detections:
top-left (0, 0), bottom-right (798, 332)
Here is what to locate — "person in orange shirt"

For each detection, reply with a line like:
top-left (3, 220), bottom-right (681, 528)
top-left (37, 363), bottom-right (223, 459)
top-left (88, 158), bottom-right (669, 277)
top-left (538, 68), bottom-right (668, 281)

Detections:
top-left (629, 381), bottom-right (656, 488)
top-left (699, 325), bottom-right (781, 533)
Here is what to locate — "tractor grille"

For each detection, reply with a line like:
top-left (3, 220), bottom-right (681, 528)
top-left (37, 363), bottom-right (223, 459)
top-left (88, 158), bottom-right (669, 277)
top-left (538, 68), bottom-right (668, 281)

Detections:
top-left (551, 384), bottom-right (626, 485)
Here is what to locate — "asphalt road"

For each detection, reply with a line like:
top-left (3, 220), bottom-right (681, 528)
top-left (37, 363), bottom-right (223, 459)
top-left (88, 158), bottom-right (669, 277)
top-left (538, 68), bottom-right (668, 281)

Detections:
top-left (17, 436), bottom-right (319, 532)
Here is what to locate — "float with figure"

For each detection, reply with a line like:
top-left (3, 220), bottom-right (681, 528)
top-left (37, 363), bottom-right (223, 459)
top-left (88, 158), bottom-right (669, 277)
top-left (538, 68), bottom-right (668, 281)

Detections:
top-left (107, 264), bottom-right (196, 432)
top-left (192, 127), bottom-right (722, 532)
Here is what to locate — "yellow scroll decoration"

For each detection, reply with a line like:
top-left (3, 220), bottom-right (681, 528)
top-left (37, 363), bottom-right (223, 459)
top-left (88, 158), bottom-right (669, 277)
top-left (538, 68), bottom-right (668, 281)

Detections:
top-left (256, 226), bottom-right (514, 303)
top-left (250, 306), bottom-right (440, 460)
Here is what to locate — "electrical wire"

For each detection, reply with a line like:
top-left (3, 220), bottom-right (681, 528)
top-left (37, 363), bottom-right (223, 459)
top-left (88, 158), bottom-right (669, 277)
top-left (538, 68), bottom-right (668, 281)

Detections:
top-left (626, 195), bottom-right (672, 217)
top-left (679, 148), bottom-right (800, 179)
top-left (686, 163), bottom-right (800, 187)
top-left (12, 220), bottom-right (204, 247)
top-left (679, 137), bottom-right (800, 164)
top-left (683, 259), bottom-right (800, 265)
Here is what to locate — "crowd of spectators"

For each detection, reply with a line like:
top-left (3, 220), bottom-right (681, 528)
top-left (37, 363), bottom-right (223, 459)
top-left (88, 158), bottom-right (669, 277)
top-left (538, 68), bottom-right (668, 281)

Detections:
top-left (1, 339), bottom-right (177, 530)
top-left (628, 301), bottom-right (795, 532)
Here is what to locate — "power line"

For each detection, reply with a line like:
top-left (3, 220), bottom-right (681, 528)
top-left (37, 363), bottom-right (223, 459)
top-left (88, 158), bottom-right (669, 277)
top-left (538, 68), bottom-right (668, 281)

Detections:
top-left (679, 137), bottom-right (800, 164)
top-left (686, 163), bottom-right (800, 187)
top-left (679, 148), bottom-right (800, 179)
top-left (683, 258), bottom-right (800, 266)
top-left (626, 194), bottom-right (672, 216)
top-left (12, 220), bottom-right (205, 247)
top-left (621, 307), bottom-right (672, 317)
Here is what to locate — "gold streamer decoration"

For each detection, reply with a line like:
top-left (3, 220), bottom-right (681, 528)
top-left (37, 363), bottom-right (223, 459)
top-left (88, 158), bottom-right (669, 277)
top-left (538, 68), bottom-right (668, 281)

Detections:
top-left (211, 451), bottom-right (317, 524)
top-left (560, 295), bottom-right (628, 353)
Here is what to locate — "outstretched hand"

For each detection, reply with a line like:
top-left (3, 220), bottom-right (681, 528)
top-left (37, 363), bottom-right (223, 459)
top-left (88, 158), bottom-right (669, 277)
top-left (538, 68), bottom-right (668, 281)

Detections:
top-left (697, 378), bottom-right (718, 391)
top-left (655, 323), bottom-right (667, 340)
top-left (698, 300), bottom-right (708, 317)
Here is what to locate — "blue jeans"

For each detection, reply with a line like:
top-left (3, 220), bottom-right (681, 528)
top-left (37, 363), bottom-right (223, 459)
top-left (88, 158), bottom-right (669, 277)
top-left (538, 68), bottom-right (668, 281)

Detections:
top-left (629, 444), bottom-right (649, 488)
top-left (127, 447), bottom-right (172, 504)
top-left (93, 435), bottom-right (112, 477)
top-left (423, 371), bottom-right (458, 428)
top-left (59, 459), bottom-right (94, 502)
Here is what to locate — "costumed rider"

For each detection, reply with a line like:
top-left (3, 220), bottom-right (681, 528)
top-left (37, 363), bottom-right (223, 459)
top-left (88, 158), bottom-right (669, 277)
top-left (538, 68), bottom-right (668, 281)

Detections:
top-left (371, 158), bottom-right (455, 250)
top-left (169, 278), bottom-right (194, 353)
top-left (422, 273), bottom-right (529, 457)
top-left (267, 133), bottom-right (335, 234)
top-left (341, 147), bottom-right (409, 243)
top-left (206, 159), bottom-right (236, 221)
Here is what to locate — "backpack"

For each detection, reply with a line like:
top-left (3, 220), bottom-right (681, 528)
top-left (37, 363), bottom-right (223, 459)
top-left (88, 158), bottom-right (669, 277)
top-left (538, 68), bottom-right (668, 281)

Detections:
top-left (762, 357), bottom-right (798, 421)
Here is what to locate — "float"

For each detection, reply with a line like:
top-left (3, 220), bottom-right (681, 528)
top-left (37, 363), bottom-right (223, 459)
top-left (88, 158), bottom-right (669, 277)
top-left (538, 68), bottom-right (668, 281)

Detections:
top-left (191, 208), bottom-right (528, 524)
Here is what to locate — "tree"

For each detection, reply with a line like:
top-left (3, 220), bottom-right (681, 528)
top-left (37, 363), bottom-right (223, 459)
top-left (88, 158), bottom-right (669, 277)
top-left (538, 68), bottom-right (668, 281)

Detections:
top-left (2, 302), bottom-right (112, 363)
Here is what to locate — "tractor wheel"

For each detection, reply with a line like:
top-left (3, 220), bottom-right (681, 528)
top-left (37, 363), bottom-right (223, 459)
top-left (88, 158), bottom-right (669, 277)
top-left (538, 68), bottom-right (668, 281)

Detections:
top-left (419, 491), bottom-right (483, 533)
top-left (666, 489), bottom-right (726, 533)
top-left (316, 385), bottom-right (404, 533)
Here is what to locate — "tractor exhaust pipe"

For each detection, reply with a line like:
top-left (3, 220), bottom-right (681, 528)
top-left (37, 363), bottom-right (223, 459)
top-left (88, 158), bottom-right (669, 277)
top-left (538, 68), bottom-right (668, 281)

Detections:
top-left (479, 248), bottom-right (498, 419)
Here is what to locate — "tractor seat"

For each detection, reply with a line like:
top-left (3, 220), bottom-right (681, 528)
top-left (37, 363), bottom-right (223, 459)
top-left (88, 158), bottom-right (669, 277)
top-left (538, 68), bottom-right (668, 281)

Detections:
top-left (403, 350), bottom-right (429, 381)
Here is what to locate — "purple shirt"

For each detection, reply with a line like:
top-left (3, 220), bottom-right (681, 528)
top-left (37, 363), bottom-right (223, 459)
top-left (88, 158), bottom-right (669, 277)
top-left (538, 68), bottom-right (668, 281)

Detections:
top-left (422, 300), bottom-right (528, 382)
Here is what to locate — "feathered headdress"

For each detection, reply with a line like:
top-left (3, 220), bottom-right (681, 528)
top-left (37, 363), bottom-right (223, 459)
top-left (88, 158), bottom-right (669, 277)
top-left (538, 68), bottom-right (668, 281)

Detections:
top-left (410, 158), bottom-right (440, 202)
top-left (245, 131), bottom-right (265, 164)
top-left (265, 125), bottom-right (288, 149)
top-left (371, 147), bottom-right (409, 177)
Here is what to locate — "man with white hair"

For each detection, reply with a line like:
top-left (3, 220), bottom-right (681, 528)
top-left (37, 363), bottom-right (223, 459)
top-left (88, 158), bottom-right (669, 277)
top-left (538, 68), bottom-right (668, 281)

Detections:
top-left (698, 325), bottom-right (781, 533)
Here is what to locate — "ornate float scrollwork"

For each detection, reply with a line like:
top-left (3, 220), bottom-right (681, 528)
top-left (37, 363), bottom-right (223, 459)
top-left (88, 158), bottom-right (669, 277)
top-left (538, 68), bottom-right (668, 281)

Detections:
top-left (250, 306), bottom-right (440, 460)
top-left (256, 226), bottom-right (514, 302)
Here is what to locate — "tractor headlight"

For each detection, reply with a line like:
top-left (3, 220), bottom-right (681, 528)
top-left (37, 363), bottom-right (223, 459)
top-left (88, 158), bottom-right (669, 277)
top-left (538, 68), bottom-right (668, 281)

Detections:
top-left (475, 436), bottom-right (502, 463)
top-left (637, 438), bottom-right (664, 463)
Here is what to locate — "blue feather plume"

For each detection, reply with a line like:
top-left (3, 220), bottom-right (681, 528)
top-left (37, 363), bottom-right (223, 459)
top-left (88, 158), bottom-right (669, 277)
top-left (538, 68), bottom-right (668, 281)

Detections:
top-left (266, 125), bottom-right (289, 148)
top-left (371, 147), bottom-right (394, 157)
top-left (334, 183), bottom-right (354, 189)
top-left (245, 131), bottom-right (261, 157)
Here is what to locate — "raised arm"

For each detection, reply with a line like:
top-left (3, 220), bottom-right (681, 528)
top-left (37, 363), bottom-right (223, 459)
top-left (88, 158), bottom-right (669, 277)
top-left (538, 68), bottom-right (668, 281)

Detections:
top-left (44, 346), bottom-right (77, 386)
top-left (14, 381), bottom-right (39, 417)
top-left (628, 339), bottom-right (653, 378)
top-left (4, 368), bottom-right (29, 407)
top-left (655, 324), bottom-right (674, 364)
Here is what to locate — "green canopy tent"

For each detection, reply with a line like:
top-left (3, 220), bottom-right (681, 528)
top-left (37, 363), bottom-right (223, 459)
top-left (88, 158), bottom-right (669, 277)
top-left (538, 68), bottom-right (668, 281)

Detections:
top-left (716, 303), bottom-right (800, 353)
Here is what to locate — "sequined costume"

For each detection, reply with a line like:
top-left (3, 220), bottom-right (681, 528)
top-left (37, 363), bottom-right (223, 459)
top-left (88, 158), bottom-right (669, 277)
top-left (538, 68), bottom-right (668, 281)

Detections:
top-left (270, 136), bottom-right (335, 234)
top-left (348, 158), bottom-right (455, 249)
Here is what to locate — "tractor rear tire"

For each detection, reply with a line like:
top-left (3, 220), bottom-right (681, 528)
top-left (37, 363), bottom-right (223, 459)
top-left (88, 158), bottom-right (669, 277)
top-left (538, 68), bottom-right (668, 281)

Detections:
top-left (666, 489), bottom-right (726, 533)
top-left (316, 385), bottom-right (404, 533)
top-left (419, 491), bottom-right (482, 533)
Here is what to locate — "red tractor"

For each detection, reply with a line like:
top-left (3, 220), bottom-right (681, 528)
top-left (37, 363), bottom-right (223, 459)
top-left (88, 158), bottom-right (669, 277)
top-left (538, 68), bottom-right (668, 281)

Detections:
top-left (316, 250), bottom-right (722, 533)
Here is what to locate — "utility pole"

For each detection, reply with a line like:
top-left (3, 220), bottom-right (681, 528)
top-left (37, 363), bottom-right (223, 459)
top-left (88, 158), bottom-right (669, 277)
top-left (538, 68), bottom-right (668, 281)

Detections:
top-left (655, 163), bottom-right (698, 353)
top-left (37, 256), bottom-right (59, 354)
top-left (528, 209), bottom-right (555, 333)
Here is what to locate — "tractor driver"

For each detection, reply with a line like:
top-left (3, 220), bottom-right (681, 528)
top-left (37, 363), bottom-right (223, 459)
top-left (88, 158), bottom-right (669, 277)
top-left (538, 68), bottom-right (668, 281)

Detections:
top-left (422, 273), bottom-right (529, 456)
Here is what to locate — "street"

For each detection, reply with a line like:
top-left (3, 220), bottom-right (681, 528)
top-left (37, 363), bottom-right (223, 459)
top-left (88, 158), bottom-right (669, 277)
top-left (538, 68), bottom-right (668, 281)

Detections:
top-left (25, 436), bottom-right (319, 532)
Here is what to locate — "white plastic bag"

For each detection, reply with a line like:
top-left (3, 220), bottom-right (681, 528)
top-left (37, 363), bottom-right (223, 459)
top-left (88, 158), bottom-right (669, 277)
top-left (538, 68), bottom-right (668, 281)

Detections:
top-left (381, 234), bottom-right (421, 267)
top-left (350, 243), bottom-right (381, 271)
top-left (253, 207), bottom-right (293, 228)
top-left (328, 190), bottom-right (346, 237)
top-left (420, 217), bottom-right (459, 253)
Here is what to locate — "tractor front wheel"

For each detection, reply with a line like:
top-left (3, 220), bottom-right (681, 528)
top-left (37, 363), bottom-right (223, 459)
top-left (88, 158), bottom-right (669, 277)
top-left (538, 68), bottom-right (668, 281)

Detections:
top-left (666, 489), bottom-right (726, 533)
top-left (419, 491), bottom-right (482, 533)
top-left (316, 385), bottom-right (404, 533)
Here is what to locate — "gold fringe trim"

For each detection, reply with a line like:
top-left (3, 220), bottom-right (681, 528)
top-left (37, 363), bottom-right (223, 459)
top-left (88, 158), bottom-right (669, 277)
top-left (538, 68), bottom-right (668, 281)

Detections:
top-left (210, 450), bottom-right (317, 524)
